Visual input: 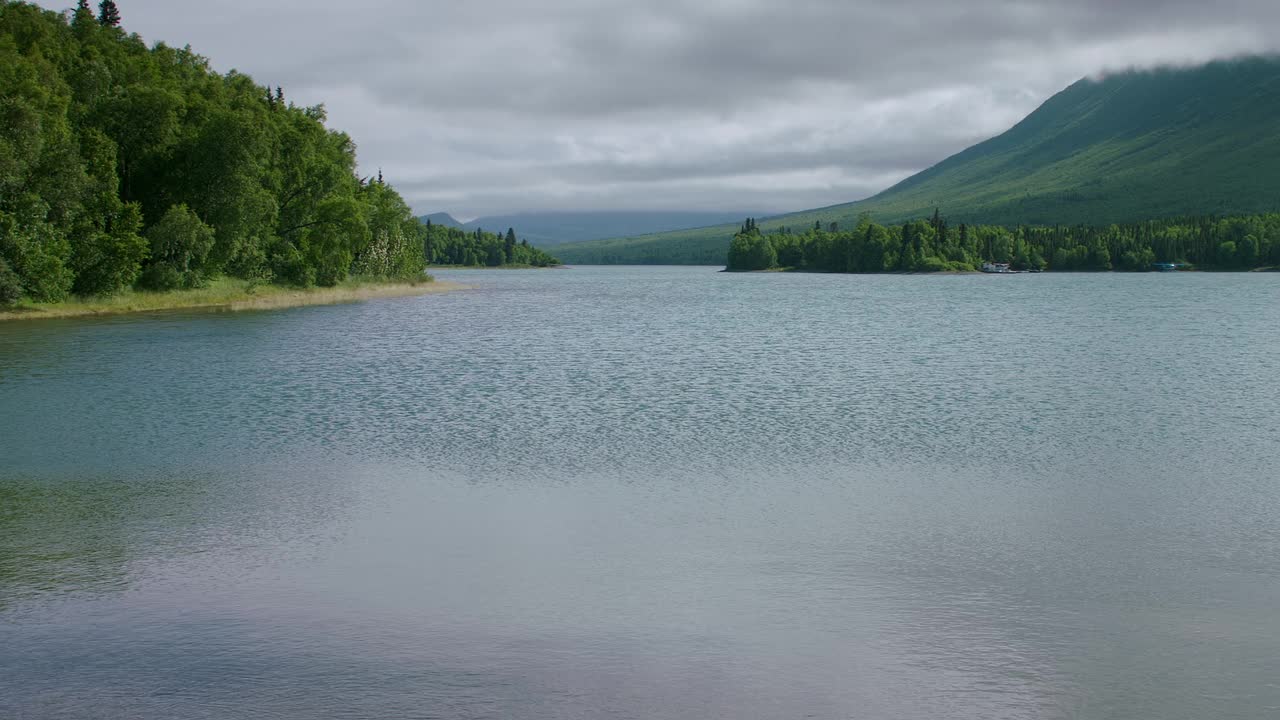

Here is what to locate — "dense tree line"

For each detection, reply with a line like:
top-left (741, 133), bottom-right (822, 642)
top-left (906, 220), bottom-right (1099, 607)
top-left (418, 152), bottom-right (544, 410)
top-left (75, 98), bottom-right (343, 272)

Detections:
top-left (0, 2), bottom-right (555, 307)
top-left (727, 212), bottom-right (1280, 272)
top-left (424, 222), bottom-right (559, 267)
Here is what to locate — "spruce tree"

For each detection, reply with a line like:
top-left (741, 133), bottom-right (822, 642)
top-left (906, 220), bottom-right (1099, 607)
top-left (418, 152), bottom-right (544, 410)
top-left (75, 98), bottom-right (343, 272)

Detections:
top-left (504, 228), bottom-right (517, 263)
top-left (98, 0), bottom-right (121, 27)
top-left (72, 0), bottom-right (95, 28)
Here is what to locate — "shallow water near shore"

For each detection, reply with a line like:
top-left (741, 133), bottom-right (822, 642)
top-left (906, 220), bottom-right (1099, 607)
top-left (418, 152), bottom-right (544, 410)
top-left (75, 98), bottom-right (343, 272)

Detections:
top-left (2, 266), bottom-right (1279, 719)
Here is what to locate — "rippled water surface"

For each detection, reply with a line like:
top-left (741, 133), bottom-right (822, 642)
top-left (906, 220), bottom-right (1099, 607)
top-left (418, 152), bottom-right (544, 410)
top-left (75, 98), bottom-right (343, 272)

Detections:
top-left (2, 267), bottom-right (1279, 719)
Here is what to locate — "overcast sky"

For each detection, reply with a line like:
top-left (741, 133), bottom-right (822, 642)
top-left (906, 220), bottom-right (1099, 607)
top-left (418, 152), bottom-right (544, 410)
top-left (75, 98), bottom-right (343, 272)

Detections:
top-left (37, 1), bottom-right (1280, 218)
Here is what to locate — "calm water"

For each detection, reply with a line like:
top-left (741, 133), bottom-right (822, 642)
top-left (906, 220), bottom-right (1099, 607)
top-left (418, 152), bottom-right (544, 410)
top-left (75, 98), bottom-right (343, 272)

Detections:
top-left (2, 267), bottom-right (1278, 719)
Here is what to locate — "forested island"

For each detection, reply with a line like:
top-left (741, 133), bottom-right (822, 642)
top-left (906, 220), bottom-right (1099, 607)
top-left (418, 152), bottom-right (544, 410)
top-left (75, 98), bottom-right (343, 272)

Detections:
top-left (727, 213), bottom-right (1280, 272)
top-left (0, 1), bottom-right (557, 315)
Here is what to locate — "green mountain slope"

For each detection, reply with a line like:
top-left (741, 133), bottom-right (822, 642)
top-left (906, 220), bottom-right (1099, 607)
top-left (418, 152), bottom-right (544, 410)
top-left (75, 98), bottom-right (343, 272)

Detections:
top-left (420, 210), bottom-right (756, 247)
top-left (556, 56), bottom-right (1280, 265)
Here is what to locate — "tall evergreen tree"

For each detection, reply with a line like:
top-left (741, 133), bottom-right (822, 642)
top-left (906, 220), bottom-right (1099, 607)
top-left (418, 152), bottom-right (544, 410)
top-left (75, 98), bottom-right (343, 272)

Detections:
top-left (72, 0), bottom-right (95, 29)
top-left (97, 0), bottom-right (121, 27)
top-left (504, 228), bottom-right (517, 263)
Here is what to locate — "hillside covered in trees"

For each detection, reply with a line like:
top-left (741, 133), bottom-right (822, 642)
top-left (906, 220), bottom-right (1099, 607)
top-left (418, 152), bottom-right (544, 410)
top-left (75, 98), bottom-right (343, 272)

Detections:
top-left (420, 210), bottom-right (759, 248)
top-left (0, 1), bottom-right (555, 308)
top-left (727, 213), bottom-right (1280, 273)
top-left (558, 57), bottom-right (1280, 265)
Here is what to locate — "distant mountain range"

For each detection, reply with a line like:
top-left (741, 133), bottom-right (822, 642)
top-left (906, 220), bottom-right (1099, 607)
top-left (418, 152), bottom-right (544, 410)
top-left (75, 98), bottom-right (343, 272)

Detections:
top-left (420, 212), bottom-right (464, 228)
top-left (554, 56), bottom-right (1280, 265)
top-left (416, 211), bottom-right (757, 247)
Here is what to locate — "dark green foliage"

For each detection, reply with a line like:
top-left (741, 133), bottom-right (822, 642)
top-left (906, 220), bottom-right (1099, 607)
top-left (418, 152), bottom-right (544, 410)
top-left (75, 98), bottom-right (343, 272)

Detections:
top-left (503, 227), bottom-right (516, 263)
top-left (423, 221), bottom-right (560, 267)
top-left (558, 57), bottom-right (1280, 265)
top-left (69, 200), bottom-right (146, 294)
top-left (1118, 247), bottom-right (1157, 271)
top-left (136, 262), bottom-right (180, 291)
top-left (0, 255), bottom-right (20, 305)
top-left (725, 220), bottom-right (775, 271)
top-left (726, 213), bottom-right (1280, 273)
top-left (1, 1), bottom-right (508, 304)
top-left (96, 0), bottom-right (118, 27)
top-left (139, 203), bottom-right (214, 289)
top-left (352, 180), bottom-right (425, 279)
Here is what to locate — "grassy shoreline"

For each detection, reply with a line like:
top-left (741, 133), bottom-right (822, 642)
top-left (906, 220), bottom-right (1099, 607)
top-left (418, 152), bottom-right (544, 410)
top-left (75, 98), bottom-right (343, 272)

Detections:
top-left (0, 276), bottom-right (467, 322)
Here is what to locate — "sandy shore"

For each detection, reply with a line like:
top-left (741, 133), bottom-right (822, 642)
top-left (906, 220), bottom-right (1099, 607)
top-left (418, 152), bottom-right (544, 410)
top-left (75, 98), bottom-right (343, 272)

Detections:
top-left (0, 278), bottom-right (468, 322)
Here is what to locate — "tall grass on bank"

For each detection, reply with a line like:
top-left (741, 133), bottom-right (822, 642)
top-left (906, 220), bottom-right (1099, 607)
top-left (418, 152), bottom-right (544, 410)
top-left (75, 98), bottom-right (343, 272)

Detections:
top-left (1, 275), bottom-right (461, 321)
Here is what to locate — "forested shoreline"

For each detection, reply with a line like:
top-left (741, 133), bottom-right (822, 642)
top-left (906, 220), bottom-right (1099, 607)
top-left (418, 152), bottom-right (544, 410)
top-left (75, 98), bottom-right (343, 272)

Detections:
top-left (727, 213), bottom-right (1280, 272)
top-left (0, 1), bottom-right (556, 309)
top-left (424, 221), bottom-right (559, 268)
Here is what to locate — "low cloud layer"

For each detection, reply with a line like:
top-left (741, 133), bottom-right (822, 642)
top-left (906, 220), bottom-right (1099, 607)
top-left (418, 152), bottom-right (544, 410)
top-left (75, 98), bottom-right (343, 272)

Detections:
top-left (37, 0), bottom-right (1280, 217)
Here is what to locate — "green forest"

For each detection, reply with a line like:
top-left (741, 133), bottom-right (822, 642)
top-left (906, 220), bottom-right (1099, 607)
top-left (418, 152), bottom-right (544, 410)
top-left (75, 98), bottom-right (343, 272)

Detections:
top-left (424, 221), bottom-right (559, 267)
top-left (727, 213), bottom-right (1280, 272)
top-left (0, 1), bottom-right (555, 308)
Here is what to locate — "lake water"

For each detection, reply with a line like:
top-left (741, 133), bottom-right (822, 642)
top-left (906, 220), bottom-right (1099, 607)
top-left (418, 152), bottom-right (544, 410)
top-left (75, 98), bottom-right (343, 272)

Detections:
top-left (2, 266), bottom-right (1278, 719)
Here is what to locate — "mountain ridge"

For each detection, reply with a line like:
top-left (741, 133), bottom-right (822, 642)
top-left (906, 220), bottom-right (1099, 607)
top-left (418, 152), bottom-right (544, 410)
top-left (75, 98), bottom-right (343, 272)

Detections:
top-left (420, 212), bottom-right (464, 228)
top-left (555, 56), bottom-right (1280, 265)
top-left (417, 210), bottom-right (758, 247)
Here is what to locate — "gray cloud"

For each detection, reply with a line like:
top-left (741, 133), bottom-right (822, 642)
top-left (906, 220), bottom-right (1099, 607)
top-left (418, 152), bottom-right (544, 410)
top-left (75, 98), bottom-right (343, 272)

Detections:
top-left (35, 0), bottom-right (1280, 217)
